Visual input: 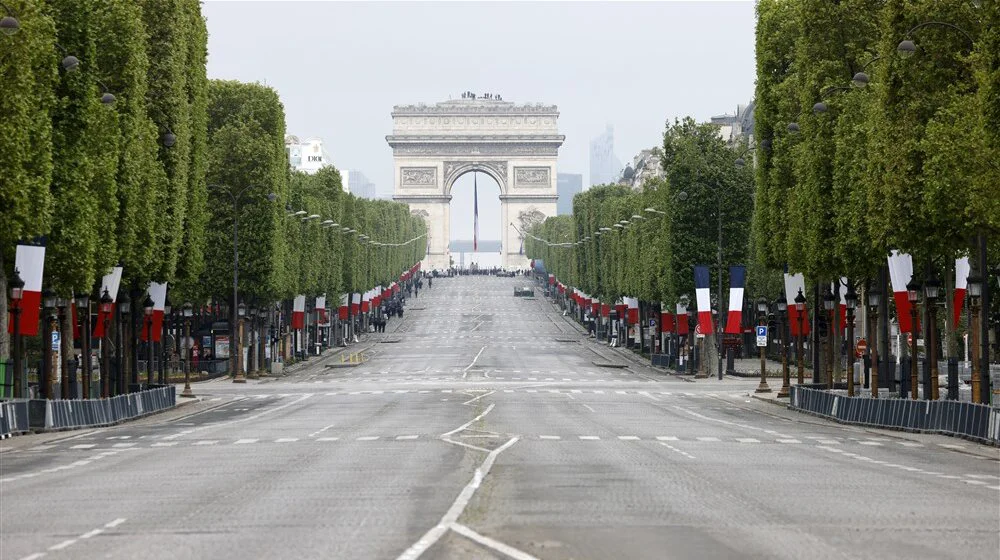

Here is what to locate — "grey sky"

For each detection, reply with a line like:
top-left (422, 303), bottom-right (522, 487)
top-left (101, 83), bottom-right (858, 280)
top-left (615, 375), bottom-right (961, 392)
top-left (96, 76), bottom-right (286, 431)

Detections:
top-left (203, 1), bottom-right (756, 241)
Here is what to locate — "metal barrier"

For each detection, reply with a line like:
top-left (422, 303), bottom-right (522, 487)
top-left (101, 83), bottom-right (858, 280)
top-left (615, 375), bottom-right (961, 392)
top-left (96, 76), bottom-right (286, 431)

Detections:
top-left (790, 386), bottom-right (1000, 445)
top-left (11, 386), bottom-right (177, 433)
top-left (1, 400), bottom-right (30, 438)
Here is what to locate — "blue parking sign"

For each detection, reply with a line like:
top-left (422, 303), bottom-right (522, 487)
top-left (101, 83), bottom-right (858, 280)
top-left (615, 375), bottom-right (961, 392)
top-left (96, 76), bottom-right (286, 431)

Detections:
top-left (756, 326), bottom-right (767, 337)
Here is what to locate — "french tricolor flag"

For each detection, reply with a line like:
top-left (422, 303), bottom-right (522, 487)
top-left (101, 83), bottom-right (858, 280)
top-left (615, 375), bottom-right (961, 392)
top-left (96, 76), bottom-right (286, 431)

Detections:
top-left (93, 266), bottom-right (123, 338)
top-left (783, 273), bottom-right (810, 336)
top-left (887, 251), bottom-right (917, 333)
top-left (625, 297), bottom-right (639, 324)
top-left (351, 293), bottom-right (361, 315)
top-left (954, 256), bottom-right (970, 326)
top-left (139, 282), bottom-right (167, 342)
top-left (339, 294), bottom-right (349, 321)
top-left (676, 303), bottom-right (689, 336)
top-left (694, 265), bottom-right (714, 335)
top-left (724, 266), bottom-right (745, 335)
top-left (361, 291), bottom-right (370, 313)
top-left (833, 278), bottom-right (848, 334)
top-left (7, 245), bottom-right (45, 337)
top-left (316, 295), bottom-right (327, 324)
top-left (292, 295), bottom-right (306, 329)
top-left (661, 311), bottom-right (675, 333)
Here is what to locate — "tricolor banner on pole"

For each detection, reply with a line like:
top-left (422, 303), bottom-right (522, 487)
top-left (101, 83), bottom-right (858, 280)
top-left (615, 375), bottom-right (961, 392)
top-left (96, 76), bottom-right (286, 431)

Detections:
top-left (316, 295), bottom-right (327, 324)
top-left (887, 250), bottom-right (917, 333)
top-left (694, 265), bottom-right (715, 335)
top-left (292, 295), bottom-right (306, 330)
top-left (954, 256), bottom-right (970, 326)
top-left (724, 265), bottom-right (745, 335)
top-left (783, 273), bottom-right (810, 336)
top-left (676, 303), bottom-right (689, 336)
top-left (339, 294), bottom-right (349, 321)
top-left (139, 282), bottom-right (168, 342)
top-left (93, 266), bottom-right (123, 338)
top-left (625, 297), bottom-right (639, 324)
top-left (351, 293), bottom-right (361, 315)
top-left (833, 278), bottom-right (847, 334)
top-left (661, 311), bottom-right (675, 333)
top-left (8, 244), bottom-right (45, 337)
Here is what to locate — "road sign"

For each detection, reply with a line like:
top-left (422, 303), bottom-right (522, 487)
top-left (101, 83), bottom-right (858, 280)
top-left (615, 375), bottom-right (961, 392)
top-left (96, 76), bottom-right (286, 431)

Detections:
top-left (648, 319), bottom-right (656, 328)
top-left (855, 338), bottom-right (867, 358)
top-left (51, 330), bottom-right (61, 351)
top-left (755, 325), bottom-right (767, 347)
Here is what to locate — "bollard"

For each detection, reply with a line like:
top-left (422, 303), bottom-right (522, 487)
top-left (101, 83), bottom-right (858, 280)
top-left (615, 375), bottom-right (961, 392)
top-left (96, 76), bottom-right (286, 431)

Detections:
top-left (946, 358), bottom-right (959, 400)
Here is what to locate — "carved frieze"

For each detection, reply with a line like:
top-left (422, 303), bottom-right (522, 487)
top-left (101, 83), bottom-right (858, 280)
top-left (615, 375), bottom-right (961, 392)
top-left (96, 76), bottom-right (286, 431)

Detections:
top-left (514, 167), bottom-right (551, 187)
top-left (400, 167), bottom-right (437, 187)
top-left (391, 143), bottom-right (560, 157)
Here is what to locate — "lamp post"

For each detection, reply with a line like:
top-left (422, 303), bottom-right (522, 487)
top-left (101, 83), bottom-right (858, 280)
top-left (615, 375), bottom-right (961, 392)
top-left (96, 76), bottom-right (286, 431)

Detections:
top-left (9, 269), bottom-right (24, 399)
top-left (57, 297), bottom-right (70, 399)
top-left (41, 290), bottom-right (55, 398)
top-left (795, 289), bottom-right (806, 384)
top-left (823, 287), bottom-right (835, 389)
top-left (777, 294), bottom-right (790, 398)
top-left (99, 289), bottom-right (112, 398)
top-left (687, 307), bottom-right (696, 375)
top-left (118, 292), bottom-right (130, 394)
top-left (906, 279), bottom-right (920, 399)
top-left (160, 303), bottom-right (170, 384)
top-left (181, 302), bottom-right (195, 398)
top-left (844, 283), bottom-right (858, 397)
top-left (210, 185), bottom-right (276, 382)
top-left (76, 294), bottom-right (91, 398)
top-left (968, 275), bottom-right (983, 404)
top-left (143, 294), bottom-right (154, 386)
top-left (234, 301), bottom-right (247, 383)
top-left (755, 298), bottom-right (771, 393)
top-left (923, 275), bottom-right (941, 400)
top-left (868, 288), bottom-right (881, 399)
top-left (1, 2), bottom-right (20, 36)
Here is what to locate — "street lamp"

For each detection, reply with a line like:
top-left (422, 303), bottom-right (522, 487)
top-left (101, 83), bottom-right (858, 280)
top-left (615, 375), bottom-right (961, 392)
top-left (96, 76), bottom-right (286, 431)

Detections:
top-left (755, 298), bottom-right (771, 393)
top-left (867, 288), bottom-right (881, 399)
top-left (776, 294), bottom-right (790, 398)
top-left (118, 292), bottom-right (130, 395)
top-left (235, 301), bottom-right (247, 382)
top-left (161, 127), bottom-right (177, 148)
top-left (9, 268), bottom-right (24, 398)
top-left (795, 288), bottom-right (806, 384)
top-left (0, 2), bottom-right (19, 36)
top-left (923, 275), bottom-right (941, 400)
top-left (99, 288), bottom-right (113, 398)
top-left (968, 275), bottom-right (983, 403)
top-left (787, 122), bottom-right (800, 134)
top-left (823, 287), bottom-right (836, 388)
top-left (54, 43), bottom-right (79, 72)
top-left (76, 293), bottom-right (91, 398)
top-left (181, 302), bottom-right (195, 398)
top-left (906, 279), bottom-right (920, 399)
top-left (143, 293), bottom-right (154, 386)
top-left (844, 283), bottom-right (858, 397)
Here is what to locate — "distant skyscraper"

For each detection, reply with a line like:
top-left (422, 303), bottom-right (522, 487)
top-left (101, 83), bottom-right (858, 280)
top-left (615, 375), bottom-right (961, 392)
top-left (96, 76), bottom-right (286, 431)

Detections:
top-left (348, 170), bottom-right (376, 199)
top-left (589, 124), bottom-right (622, 187)
top-left (557, 173), bottom-right (582, 215)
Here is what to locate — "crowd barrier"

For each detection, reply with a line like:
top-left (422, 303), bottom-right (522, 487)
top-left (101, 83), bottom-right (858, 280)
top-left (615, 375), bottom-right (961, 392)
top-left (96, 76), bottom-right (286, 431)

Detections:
top-left (789, 386), bottom-right (1000, 445)
top-left (0, 386), bottom-right (176, 437)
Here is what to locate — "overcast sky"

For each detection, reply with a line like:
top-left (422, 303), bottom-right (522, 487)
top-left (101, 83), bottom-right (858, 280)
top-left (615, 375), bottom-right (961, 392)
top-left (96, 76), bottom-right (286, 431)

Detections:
top-left (203, 1), bottom-right (756, 241)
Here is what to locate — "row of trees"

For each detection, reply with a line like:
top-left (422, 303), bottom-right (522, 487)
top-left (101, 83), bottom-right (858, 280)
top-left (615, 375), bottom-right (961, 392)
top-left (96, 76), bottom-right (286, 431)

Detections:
top-left (1, 3), bottom-right (425, 359)
top-left (752, 0), bottom-right (998, 284)
top-left (526, 118), bottom-right (753, 310)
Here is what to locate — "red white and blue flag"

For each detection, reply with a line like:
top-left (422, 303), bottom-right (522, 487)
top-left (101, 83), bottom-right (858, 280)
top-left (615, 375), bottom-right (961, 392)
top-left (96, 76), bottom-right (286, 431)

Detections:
top-left (292, 295), bottom-right (306, 329)
top-left (887, 251), bottom-right (917, 333)
top-left (8, 244), bottom-right (45, 337)
top-left (473, 173), bottom-right (479, 252)
top-left (724, 266), bottom-right (745, 335)
top-left (954, 256), bottom-right (970, 326)
top-left (694, 265), bottom-right (714, 335)
top-left (140, 282), bottom-right (168, 342)
top-left (783, 273), bottom-right (810, 336)
top-left (93, 266), bottom-right (123, 338)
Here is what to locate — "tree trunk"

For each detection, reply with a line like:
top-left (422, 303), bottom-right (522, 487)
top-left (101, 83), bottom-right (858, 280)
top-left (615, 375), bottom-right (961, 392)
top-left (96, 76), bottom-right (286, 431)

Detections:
top-left (61, 307), bottom-right (74, 398)
top-left (0, 251), bottom-right (8, 361)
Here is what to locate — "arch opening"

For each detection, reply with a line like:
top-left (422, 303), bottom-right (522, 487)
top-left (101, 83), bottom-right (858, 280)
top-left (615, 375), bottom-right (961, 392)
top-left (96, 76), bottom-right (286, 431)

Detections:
top-left (449, 171), bottom-right (502, 270)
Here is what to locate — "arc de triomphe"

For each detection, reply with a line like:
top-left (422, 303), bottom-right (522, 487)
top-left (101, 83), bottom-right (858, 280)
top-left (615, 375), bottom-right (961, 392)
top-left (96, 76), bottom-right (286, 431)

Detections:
top-left (387, 98), bottom-right (565, 270)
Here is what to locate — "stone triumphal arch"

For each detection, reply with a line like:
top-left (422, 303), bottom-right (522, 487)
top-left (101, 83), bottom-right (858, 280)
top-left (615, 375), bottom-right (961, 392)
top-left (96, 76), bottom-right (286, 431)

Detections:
top-left (388, 97), bottom-right (565, 270)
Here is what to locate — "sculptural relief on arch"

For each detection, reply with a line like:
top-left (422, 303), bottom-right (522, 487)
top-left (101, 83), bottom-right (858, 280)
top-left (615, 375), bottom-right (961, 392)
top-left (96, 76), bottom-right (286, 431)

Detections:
top-left (387, 97), bottom-right (565, 270)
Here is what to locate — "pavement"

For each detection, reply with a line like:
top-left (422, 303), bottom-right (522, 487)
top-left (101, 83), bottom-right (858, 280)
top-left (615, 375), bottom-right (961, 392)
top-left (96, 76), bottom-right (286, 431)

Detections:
top-left (1, 275), bottom-right (998, 560)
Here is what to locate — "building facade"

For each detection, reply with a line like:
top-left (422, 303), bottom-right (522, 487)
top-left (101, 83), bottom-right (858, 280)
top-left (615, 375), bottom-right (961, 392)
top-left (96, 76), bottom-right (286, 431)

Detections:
top-left (285, 135), bottom-right (333, 175)
top-left (557, 173), bottom-right (582, 215)
top-left (348, 170), bottom-right (376, 199)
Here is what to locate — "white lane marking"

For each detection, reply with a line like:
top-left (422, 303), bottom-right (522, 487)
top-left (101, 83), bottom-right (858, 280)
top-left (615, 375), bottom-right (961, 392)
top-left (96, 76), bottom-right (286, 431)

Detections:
top-left (19, 553), bottom-right (45, 560)
top-left (193, 440), bottom-right (218, 446)
top-left (441, 404), bottom-right (495, 438)
top-left (161, 393), bottom-right (314, 441)
top-left (309, 424), bottom-right (337, 438)
top-left (462, 345), bottom-right (488, 377)
top-left (462, 390), bottom-right (496, 406)
top-left (696, 437), bottom-right (720, 442)
top-left (316, 437), bottom-right (340, 442)
top-left (105, 518), bottom-right (126, 528)
top-left (49, 540), bottom-right (77, 551)
top-left (79, 528), bottom-right (104, 539)
top-left (578, 436), bottom-right (600, 440)
top-left (539, 435), bottom-right (561, 440)
top-left (736, 438), bottom-right (761, 444)
top-left (638, 391), bottom-right (660, 402)
top-left (395, 437), bottom-right (519, 560)
top-left (151, 442), bottom-right (178, 447)
top-left (209, 397), bottom-right (222, 402)
top-left (898, 442), bottom-right (924, 447)
top-left (450, 522), bottom-right (541, 560)
top-left (859, 441), bottom-right (882, 446)
top-left (356, 436), bottom-right (380, 441)
top-left (817, 439), bottom-right (840, 445)
top-left (582, 404), bottom-right (595, 413)
top-left (234, 439), bottom-right (258, 445)
top-left (275, 438), bottom-right (298, 443)
top-left (71, 444), bottom-right (96, 449)
top-left (656, 436), bottom-right (679, 441)
top-left (618, 436), bottom-right (640, 441)
top-left (777, 439), bottom-right (801, 444)
top-left (111, 443), bottom-right (136, 448)
top-left (658, 441), bottom-right (695, 459)
top-left (396, 435), bottom-right (419, 440)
